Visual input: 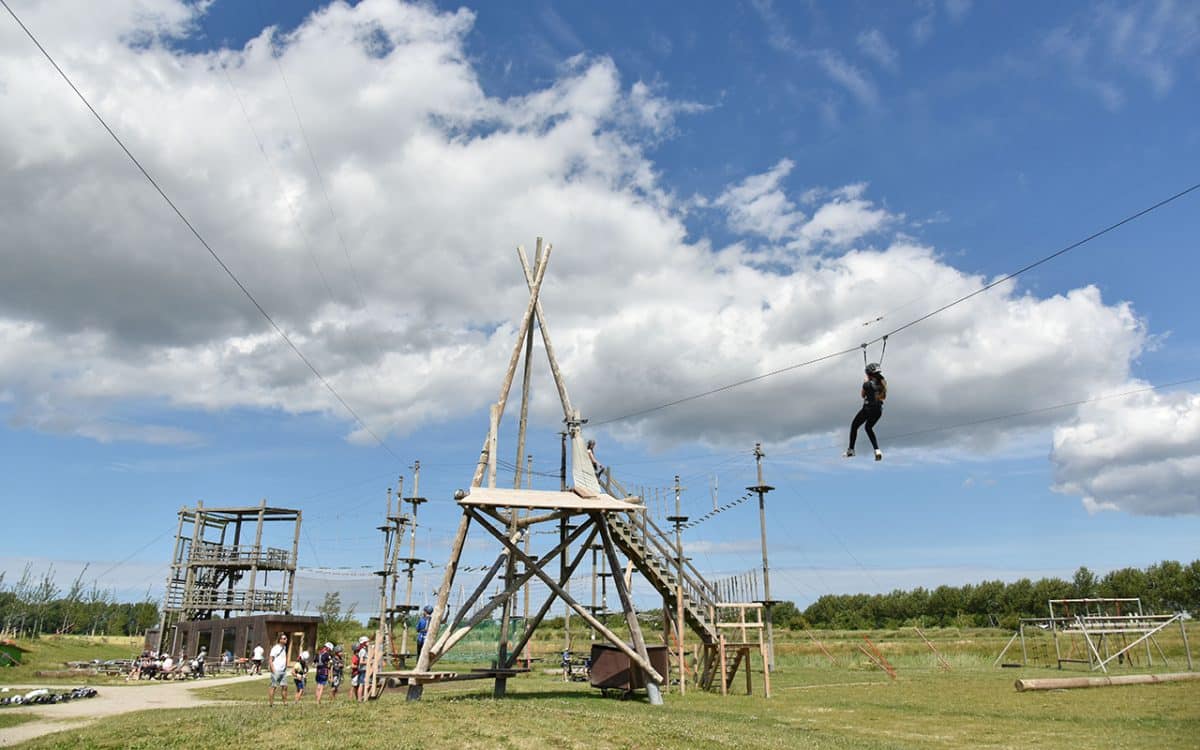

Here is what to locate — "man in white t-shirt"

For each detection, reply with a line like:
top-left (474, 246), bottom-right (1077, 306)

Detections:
top-left (268, 633), bottom-right (289, 705)
top-left (251, 644), bottom-right (265, 675)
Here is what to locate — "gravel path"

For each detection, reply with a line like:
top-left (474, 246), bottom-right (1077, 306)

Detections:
top-left (0, 674), bottom-right (262, 746)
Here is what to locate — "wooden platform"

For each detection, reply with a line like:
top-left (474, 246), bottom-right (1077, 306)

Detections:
top-left (458, 487), bottom-right (642, 512)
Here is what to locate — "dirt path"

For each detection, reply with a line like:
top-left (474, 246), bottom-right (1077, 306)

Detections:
top-left (0, 674), bottom-right (263, 747)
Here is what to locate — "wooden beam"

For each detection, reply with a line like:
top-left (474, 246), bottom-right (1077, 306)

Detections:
top-left (504, 524), bottom-right (599, 668)
top-left (466, 509), bottom-right (663, 684)
top-left (430, 517), bottom-right (595, 659)
top-left (1016, 672), bottom-right (1200, 691)
top-left (407, 512), bottom-right (471, 701)
top-left (596, 513), bottom-right (666, 699)
top-left (516, 244), bottom-right (573, 419)
top-left (460, 487), bottom-right (642, 512)
top-left (471, 243), bottom-right (554, 489)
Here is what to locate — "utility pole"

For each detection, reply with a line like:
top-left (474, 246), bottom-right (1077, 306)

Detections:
top-left (400, 460), bottom-right (426, 667)
top-left (666, 474), bottom-right (688, 694)
top-left (748, 443), bottom-right (776, 671)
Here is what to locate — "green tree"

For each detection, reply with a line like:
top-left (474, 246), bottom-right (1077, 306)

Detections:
top-left (1072, 566), bottom-right (1097, 598)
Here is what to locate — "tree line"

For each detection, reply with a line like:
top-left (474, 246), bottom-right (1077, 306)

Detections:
top-left (0, 564), bottom-right (159, 639)
top-left (795, 560), bottom-right (1200, 630)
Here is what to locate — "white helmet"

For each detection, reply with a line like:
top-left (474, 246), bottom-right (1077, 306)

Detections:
top-left (300, 650), bottom-right (310, 661)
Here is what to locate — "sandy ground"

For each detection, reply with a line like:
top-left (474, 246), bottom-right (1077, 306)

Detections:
top-left (0, 674), bottom-right (263, 747)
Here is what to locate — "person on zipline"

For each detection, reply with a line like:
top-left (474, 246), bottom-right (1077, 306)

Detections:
top-left (845, 362), bottom-right (886, 460)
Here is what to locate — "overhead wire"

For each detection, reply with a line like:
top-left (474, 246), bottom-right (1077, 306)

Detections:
top-left (774, 375), bottom-right (1200, 459)
top-left (592, 181), bottom-right (1200, 427)
top-left (2, 0), bottom-right (403, 464)
top-left (198, 19), bottom-right (340, 308)
top-left (252, 0), bottom-right (375, 318)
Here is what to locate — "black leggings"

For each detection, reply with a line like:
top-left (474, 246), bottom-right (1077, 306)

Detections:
top-left (849, 403), bottom-right (882, 450)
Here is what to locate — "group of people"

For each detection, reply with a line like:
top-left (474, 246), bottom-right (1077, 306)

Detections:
top-left (264, 605), bottom-right (435, 706)
top-left (264, 632), bottom-right (375, 705)
top-left (127, 648), bottom-right (208, 681)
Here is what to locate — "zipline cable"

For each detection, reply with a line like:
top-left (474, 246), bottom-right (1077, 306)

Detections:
top-left (775, 375), bottom-right (1200, 458)
top-left (2, 0), bottom-right (402, 464)
top-left (593, 181), bottom-right (1200, 427)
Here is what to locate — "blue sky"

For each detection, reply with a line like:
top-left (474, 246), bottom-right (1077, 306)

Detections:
top-left (1, 0), bottom-right (1198, 616)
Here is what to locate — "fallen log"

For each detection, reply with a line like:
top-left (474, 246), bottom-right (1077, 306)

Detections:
top-left (1015, 672), bottom-right (1200, 692)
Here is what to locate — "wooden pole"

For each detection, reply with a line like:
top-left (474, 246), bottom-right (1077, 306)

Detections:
top-left (673, 474), bottom-right (685, 695)
top-left (433, 518), bottom-right (595, 660)
top-left (1015, 672), bottom-right (1200, 691)
top-left (487, 403), bottom-right (500, 489)
top-left (505, 525), bottom-right (599, 668)
top-left (471, 243), bottom-right (553, 489)
top-left (914, 627), bottom-right (952, 671)
top-left (287, 507), bottom-right (301, 614)
top-left (751, 443), bottom-right (775, 671)
top-left (407, 512), bottom-right (471, 701)
top-left (512, 238), bottom-right (541, 489)
top-left (516, 244), bottom-right (573, 419)
top-left (468, 509), bottom-right (663, 684)
top-left (596, 514), bottom-right (665, 703)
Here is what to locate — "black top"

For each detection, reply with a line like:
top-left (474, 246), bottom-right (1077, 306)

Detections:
top-left (861, 377), bottom-right (884, 406)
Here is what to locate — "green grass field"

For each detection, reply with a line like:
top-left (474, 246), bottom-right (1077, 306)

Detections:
top-left (6, 627), bottom-right (1198, 749)
top-left (0, 635), bottom-right (142, 686)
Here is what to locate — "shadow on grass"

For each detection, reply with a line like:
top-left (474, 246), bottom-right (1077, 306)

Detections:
top-left (421, 687), bottom-right (655, 704)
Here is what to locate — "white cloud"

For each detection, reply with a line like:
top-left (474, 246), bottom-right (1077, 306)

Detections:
top-left (751, 0), bottom-right (880, 109)
top-left (1043, 1), bottom-right (1200, 110)
top-left (856, 29), bottom-right (898, 72)
top-left (712, 159), bottom-right (805, 242)
top-left (1052, 386), bottom-right (1200, 516)
top-left (816, 51), bottom-right (880, 108)
top-left (0, 0), bottom-right (1194, 518)
top-left (627, 80), bottom-right (710, 137)
top-left (713, 170), bottom-right (895, 253)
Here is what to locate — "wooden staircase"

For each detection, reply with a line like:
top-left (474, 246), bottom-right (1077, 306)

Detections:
top-left (601, 473), bottom-right (767, 694)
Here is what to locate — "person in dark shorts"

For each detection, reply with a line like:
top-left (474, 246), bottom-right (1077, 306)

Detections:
top-left (330, 645), bottom-right (345, 699)
top-left (292, 650), bottom-right (309, 702)
top-left (314, 642), bottom-right (333, 704)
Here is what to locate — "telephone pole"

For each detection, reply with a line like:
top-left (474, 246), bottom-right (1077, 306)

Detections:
top-left (748, 443), bottom-right (777, 671)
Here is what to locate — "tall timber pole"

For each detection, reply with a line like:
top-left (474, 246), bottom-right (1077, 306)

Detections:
top-left (749, 443), bottom-right (776, 671)
top-left (666, 474), bottom-right (689, 694)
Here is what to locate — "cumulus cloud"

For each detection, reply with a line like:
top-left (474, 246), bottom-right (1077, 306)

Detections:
top-left (1051, 386), bottom-right (1200, 516)
top-left (712, 168), bottom-right (895, 253)
top-left (712, 159), bottom-right (806, 242)
top-left (0, 0), bottom-right (1195, 516)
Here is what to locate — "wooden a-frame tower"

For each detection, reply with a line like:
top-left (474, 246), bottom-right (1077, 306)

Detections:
top-left (396, 238), bottom-right (667, 705)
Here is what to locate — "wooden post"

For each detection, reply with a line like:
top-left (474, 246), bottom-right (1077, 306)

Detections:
top-left (468, 509), bottom-right (662, 684)
top-left (597, 514), bottom-right (664, 704)
top-left (435, 519), bottom-right (596, 661)
top-left (287, 507), bottom-right (301, 614)
top-left (750, 443), bottom-right (776, 671)
top-left (487, 403), bottom-right (500, 489)
top-left (471, 243), bottom-right (553, 489)
top-left (407, 512), bottom-right (471, 701)
top-left (513, 239), bottom-right (541, 489)
top-left (915, 627), bottom-right (952, 671)
top-left (506, 526), bottom-right (598, 667)
top-left (516, 244), bottom-right (573, 419)
top-left (494, 510), bottom-right (518, 698)
top-left (718, 634), bottom-right (728, 696)
top-left (1015, 672), bottom-right (1200, 691)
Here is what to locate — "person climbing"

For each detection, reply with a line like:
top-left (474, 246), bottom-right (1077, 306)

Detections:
top-left (845, 362), bottom-right (887, 461)
top-left (416, 604), bottom-right (433, 656)
top-left (586, 439), bottom-right (604, 480)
